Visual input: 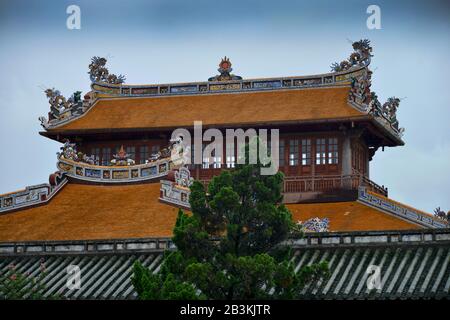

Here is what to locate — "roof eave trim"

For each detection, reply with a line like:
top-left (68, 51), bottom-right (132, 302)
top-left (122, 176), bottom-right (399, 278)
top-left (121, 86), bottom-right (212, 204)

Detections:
top-left (40, 116), bottom-right (371, 140)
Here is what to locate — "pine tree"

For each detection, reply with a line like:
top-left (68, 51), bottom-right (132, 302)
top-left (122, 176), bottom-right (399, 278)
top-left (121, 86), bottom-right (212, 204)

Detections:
top-left (132, 150), bottom-right (328, 299)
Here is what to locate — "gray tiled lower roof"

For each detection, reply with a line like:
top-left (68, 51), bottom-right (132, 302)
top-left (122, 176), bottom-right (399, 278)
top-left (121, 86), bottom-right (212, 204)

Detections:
top-left (1, 230), bottom-right (449, 300)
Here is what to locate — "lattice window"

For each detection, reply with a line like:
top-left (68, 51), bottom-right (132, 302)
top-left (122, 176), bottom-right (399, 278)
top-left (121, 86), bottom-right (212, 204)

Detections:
top-left (101, 147), bottom-right (111, 165)
top-left (190, 143), bottom-right (195, 168)
top-left (301, 139), bottom-right (311, 165)
top-left (91, 147), bottom-right (100, 164)
top-left (139, 146), bottom-right (149, 164)
top-left (213, 156), bottom-right (222, 169)
top-left (328, 138), bottom-right (338, 164)
top-left (289, 139), bottom-right (299, 166)
top-left (126, 146), bottom-right (135, 160)
top-left (315, 138), bottom-right (326, 165)
top-left (151, 145), bottom-right (160, 155)
top-left (279, 140), bottom-right (285, 166)
top-left (202, 144), bottom-right (210, 169)
top-left (209, 148), bottom-right (220, 169)
top-left (202, 157), bottom-right (210, 169)
top-left (226, 142), bottom-right (235, 168)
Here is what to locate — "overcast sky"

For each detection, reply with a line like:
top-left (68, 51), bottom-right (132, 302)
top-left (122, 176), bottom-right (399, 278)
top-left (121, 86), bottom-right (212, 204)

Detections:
top-left (0, 0), bottom-right (449, 213)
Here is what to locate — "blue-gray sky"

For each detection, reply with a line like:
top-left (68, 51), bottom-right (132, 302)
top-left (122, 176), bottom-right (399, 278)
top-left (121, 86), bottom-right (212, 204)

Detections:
top-left (0, 0), bottom-right (449, 213)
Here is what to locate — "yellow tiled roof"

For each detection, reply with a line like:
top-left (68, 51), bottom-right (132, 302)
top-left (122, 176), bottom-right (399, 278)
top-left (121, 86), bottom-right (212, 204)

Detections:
top-left (51, 87), bottom-right (364, 131)
top-left (287, 201), bottom-right (422, 232)
top-left (0, 181), bottom-right (423, 242)
top-left (0, 183), bottom-right (180, 242)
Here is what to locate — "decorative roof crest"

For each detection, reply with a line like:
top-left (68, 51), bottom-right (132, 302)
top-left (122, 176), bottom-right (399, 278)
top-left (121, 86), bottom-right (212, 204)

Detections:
top-left (88, 56), bottom-right (126, 84)
top-left (57, 140), bottom-right (78, 161)
top-left (40, 89), bottom-right (84, 128)
top-left (434, 207), bottom-right (450, 222)
top-left (57, 140), bottom-right (96, 164)
top-left (331, 39), bottom-right (373, 72)
top-left (111, 145), bottom-right (135, 166)
top-left (169, 136), bottom-right (190, 167)
top-left (208, 56), bottom-right (242, 81)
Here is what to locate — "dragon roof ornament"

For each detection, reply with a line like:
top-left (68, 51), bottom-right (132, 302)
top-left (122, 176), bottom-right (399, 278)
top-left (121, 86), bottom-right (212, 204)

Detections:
top-left (331, 39), bottom-right (373, 72)
top-left (349, 71), bottom-right (405, 136)
top-left (340, 39), bottom-right (404, 136)
top-left (434, 207), bottom-right (450, 222)
top-left (39, 89), bottom-right (85, 129)
top-left (57, 139), bottom-right (96, 165)
top-left (208, 56), bottom-right (242, 81)
top-left (88, 56), bottom-right (126, 84)
top-left (40, 41), bottom-right (404, 140)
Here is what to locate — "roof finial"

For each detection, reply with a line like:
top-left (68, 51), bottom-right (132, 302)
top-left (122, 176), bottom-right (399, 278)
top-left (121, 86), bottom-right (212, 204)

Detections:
top-left (330, 39), bottom-right (373, 72)
top-left (88, 56), bottom-right (126, 84)
top-left (208, 56), bottom-right (242, 81)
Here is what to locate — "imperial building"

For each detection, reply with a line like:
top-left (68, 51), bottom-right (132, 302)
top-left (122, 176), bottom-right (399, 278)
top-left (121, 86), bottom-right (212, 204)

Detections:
top-left (0, 40), bottom-right (449, 299)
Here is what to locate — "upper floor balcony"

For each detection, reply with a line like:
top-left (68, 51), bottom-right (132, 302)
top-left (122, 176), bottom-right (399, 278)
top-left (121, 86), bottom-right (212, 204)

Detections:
top-left (199, 173), bottom-right (388, 203)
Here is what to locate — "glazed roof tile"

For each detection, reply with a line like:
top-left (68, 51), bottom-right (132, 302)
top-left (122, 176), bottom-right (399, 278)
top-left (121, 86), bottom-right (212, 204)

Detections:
top-left (1, 230), bottom-right (449, 299)
top-left (50, 87), bottom-right (364, 132)
top-left (0, 182), bottom-right (424, 242)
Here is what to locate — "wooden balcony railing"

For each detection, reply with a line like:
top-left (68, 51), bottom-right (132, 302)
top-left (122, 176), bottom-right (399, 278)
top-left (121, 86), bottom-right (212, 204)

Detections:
top-left (200, 174), bottom-right (388, 197)
top-left (283, 174), bottom-right (387, 197)
top-left (360, 175), bottom-right (388, 197)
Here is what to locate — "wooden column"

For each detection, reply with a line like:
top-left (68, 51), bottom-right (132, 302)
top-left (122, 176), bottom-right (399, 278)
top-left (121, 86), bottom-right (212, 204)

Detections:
top-left (366, 152), bottom-right (370, 178)
top-left (342, 135), bottom-right (352, 188)
top-left (311, 139), bottom-right (316, 192)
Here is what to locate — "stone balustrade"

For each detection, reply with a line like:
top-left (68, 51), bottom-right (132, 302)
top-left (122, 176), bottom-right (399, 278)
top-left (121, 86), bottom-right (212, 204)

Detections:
top-left (1, 229), bottom-right (449, 257)
top-left (0, 237), bottom-right (175, 256)
top-left (57, 156), bottom-right (171, 183)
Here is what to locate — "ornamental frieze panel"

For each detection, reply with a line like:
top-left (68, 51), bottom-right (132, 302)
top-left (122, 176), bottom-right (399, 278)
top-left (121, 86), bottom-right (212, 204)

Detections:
top-left (297, 217), bottom-right (330, 233)
top-left (170, 85), bottom-right (197, 93)
top-left (358, 187), bottom-right (448, 229)
top-left (209, 83), bottom-right (241, 91)
top-left (112, 170), bottom-right (129, 180)
top-left (85, 169), bottom-right (101, 179)
top-left (54, 139), bottom-right (183, 183)
top-left (57, 157), bottom-right (171, 184)
top-left (0, 173), bottom-right (67, 214)
top-left (141, 166), bottom-right (157, 177)
top-left (159, 165), bottom-right (193, 209)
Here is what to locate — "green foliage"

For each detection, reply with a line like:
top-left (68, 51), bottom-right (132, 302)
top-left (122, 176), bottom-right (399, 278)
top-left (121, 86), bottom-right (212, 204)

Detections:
top-left (0, 262), bottom-right (60, 300)
top-left (133, 155), bottom-right (329, 299)
top-left (132, 260), bottom-right (200, 300)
